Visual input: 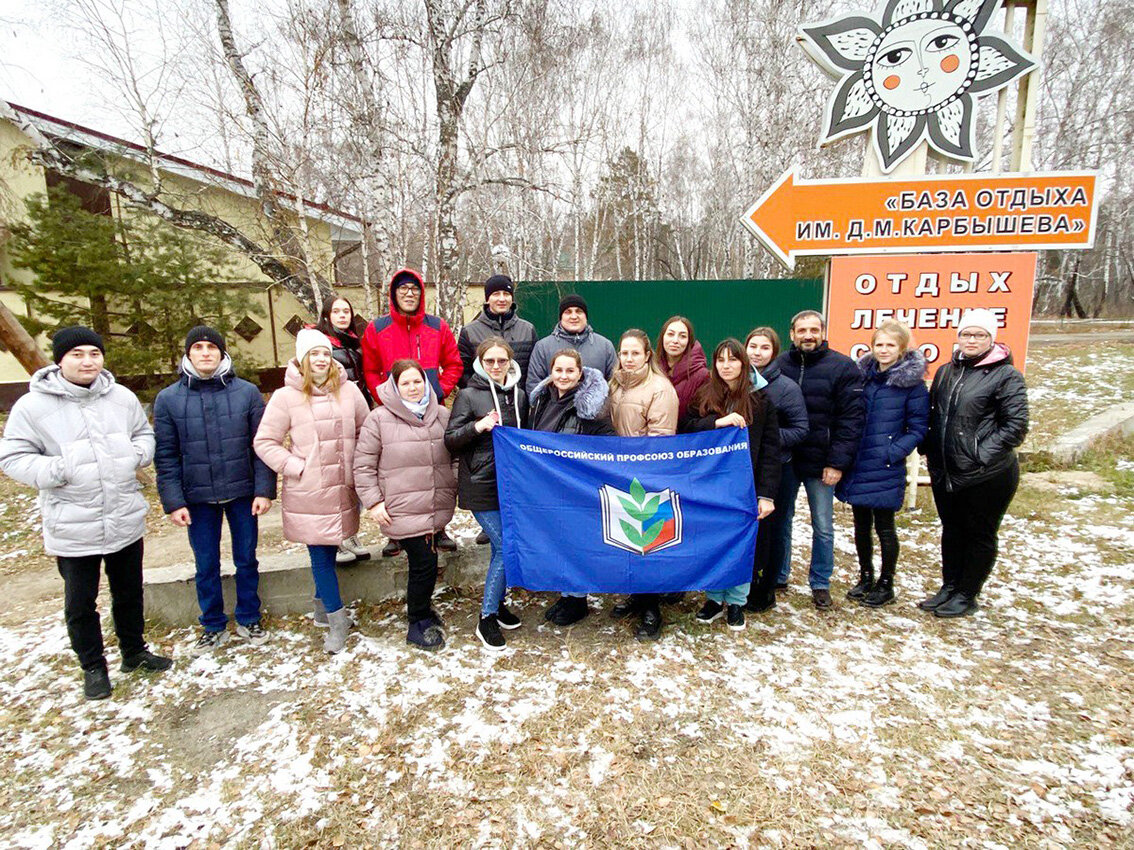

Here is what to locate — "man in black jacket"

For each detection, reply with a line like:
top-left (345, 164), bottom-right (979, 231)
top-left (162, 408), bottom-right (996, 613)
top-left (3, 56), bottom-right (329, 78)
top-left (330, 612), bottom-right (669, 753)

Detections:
top-left (457, 274), bottom-right (538, 389)
top-left (771, 311), bottom-right (865, 609)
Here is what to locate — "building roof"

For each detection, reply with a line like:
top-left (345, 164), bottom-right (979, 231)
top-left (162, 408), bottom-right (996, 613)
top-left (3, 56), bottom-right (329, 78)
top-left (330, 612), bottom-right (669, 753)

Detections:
top-left (6, 102), bottom-right (363, 239)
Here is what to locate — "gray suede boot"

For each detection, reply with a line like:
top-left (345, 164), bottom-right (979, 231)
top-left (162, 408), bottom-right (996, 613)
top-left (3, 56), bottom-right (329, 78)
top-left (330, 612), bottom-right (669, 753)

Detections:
top-left (324, 608), bottom-right (352, 654)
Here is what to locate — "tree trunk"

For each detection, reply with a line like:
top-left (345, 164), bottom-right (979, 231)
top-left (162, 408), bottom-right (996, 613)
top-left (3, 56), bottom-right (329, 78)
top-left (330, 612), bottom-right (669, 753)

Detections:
top-left (0, 300), bottom-right (50, 376)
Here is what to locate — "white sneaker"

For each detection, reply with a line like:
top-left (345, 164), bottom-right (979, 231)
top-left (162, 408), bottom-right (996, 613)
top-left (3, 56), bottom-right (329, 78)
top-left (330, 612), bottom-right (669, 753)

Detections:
top-left (336, 545), bottom-right (358, 565)
top-left (236, 622), bottom-right (269, 645)
top-left (342, 535), bottom-right (371, 560)
top-left (192, 630), bottom-right (229, 657)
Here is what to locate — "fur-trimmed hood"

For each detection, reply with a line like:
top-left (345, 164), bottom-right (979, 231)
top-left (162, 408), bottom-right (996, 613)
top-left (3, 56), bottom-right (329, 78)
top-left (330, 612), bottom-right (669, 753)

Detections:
top-left (529, 366), bottom-right (608, 420)
top-left (856, 349), bottom-right (926, 388)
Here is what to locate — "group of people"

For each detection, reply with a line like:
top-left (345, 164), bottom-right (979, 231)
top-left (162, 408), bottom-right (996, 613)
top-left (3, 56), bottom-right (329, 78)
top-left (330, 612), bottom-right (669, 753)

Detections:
top-left (0, 268), bottom-right (1029, 699)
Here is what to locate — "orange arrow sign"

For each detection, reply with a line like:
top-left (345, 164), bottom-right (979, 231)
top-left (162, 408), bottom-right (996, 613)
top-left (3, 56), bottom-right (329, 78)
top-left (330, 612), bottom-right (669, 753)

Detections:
top-left (742, 168), bottom-right (1097, 270)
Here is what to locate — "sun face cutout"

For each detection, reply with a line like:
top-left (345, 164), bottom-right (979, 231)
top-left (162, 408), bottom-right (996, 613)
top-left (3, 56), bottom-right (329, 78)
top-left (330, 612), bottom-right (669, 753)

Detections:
top-left (800, 0), bottom-right (1036, 172)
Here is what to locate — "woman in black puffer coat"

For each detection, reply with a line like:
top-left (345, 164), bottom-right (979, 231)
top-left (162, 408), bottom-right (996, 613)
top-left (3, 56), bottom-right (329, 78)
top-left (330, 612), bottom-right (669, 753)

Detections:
top-left (528, 348), bottom-right (616, 626)
top-left (444, 337), bottom-right (528, 651)
top-left (921, 310), bottom-right (1028, 619)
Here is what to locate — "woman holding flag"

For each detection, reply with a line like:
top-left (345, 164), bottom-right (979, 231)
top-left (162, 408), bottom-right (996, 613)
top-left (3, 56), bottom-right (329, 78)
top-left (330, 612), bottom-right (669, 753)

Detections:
top-left (529, 348), bottom-right (617, 627)
top-left (681, 338), bottom-right (781, 632)
top-left (607, 328), bottom-right (679, 640)
top-left (444, 337), bottom-right (528, 651)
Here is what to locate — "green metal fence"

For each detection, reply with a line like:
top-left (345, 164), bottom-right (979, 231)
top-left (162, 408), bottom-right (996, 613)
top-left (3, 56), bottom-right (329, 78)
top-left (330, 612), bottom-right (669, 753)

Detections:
top-left (515, 279), bottom-right (825, 350)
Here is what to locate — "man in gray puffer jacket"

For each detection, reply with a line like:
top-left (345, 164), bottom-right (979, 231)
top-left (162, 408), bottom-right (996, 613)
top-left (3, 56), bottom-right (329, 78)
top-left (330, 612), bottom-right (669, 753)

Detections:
top-left (0, 327), bottom-right (171, 701)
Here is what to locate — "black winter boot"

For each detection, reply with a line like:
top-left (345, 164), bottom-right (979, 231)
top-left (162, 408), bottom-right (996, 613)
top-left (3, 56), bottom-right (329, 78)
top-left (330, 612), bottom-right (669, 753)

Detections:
top-left (917, 584), bottom-right (956, 611)
top-left (847, 566), bottom-right (874, 601)
top-left (862, 575), bottom-right (895, 607)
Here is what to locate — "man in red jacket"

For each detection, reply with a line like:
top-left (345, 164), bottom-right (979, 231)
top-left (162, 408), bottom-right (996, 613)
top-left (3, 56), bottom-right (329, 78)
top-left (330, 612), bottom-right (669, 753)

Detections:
top-left (362, 268), bottom-right (462, 402)
top-left (362, 267), bottom-right (462, 554)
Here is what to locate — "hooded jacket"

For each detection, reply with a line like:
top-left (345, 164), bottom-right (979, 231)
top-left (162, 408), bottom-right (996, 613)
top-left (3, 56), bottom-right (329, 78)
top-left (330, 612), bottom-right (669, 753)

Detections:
top-left (525, 323), bottom-right (618, 395)
top-left (609, 365), bottom-right (679, 437)
top-left (253, 361), bottom-right (370, 545)
top-left (360, 268), bottom-right (462, 402)
top-left (353, 375), bottom-right (457, 540)
top-left (756, 358), bottom-right (810, 464)
top-left (773, 341), bottom-right (865, 477)
top-left (0, 366), bottom-right (154, 557)
top-left (528, 367), bottom-right (617, 436)
top-left (835, 350), bottom-right (929, 510)
top-left (457, 304), bottom-right (538, 388)
top-left (153, 354), bottom-right (276, 513)
top-left (923, 343), bottom-right (1028, 491)
top-left (444, 357), bottom-right (527, 511)
top-left (660, 341), bottom-right (710, 421)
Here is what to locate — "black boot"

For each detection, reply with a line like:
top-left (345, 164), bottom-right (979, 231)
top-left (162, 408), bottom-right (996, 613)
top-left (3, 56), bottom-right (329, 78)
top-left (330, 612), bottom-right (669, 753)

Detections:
top-left (634, 606), bottom-right (662, 641)
top-left (862, 574), bottom-right (895, 607)
top-left (917, 584), bottom-right (956, 611)
top-left (934, 592), bottom-right (978, 618)
top-left (83, 666), bottom-right (112, 701)
top-left (847, 566), bottom-right (874, 601)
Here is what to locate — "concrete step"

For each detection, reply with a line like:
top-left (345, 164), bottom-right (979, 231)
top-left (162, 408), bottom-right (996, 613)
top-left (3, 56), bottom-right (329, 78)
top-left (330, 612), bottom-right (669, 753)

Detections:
top-left (144, 542), bottom-right (491, 626)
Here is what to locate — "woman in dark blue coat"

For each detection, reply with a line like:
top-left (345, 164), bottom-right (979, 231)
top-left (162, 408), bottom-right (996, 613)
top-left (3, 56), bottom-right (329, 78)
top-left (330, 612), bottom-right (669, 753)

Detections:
top-left (836, 321), bottom-right (929, 607)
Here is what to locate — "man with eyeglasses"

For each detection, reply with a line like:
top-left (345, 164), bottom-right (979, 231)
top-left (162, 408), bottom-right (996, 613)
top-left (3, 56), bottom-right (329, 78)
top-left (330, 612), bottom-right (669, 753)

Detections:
top-left (920, 308), bottom-right (1028, 618)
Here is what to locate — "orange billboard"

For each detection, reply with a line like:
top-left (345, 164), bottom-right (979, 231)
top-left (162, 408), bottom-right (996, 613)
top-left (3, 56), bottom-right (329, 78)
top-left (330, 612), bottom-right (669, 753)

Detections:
top-left (826, 253), bottom-right (1036, 378)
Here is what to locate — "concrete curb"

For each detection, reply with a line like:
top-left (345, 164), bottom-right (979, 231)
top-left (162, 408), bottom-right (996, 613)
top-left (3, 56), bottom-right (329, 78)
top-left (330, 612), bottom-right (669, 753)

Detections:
top-left (1046, 401), bottom-right (1134, 463)
top-left (144, 544), bottom-right (491, 626)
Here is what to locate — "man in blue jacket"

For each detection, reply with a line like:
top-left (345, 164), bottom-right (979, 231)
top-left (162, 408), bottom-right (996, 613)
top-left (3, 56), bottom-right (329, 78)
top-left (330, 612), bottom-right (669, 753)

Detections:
top-left (153, 327), bottom-right (277, 654)
top-left (771, 311), bottom-right (865, 609)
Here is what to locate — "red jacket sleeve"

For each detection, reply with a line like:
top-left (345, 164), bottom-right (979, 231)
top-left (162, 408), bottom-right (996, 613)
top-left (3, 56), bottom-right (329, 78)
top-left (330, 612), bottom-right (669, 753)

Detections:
top-left (437, 321), bottom-right (463, 399)
top-left (361, 322), bottom-right (384, 402)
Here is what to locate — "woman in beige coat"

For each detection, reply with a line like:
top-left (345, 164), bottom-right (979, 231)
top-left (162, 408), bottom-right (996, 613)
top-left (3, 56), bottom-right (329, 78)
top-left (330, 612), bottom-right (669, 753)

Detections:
top-left (354, 359), bottom-right (457, 651)
top-left (254, 329), bottom-right (369, 653)
top-left (608, 328), bottom-right (679, 641)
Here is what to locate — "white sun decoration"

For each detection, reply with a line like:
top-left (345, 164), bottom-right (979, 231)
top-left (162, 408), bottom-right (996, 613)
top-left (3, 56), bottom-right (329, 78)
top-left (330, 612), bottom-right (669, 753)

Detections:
top-left (800, 0), bottom-right (1037, 173)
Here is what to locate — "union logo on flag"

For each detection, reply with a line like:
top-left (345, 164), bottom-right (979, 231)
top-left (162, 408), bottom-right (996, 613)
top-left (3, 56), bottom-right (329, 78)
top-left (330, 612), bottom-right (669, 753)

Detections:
top-left (599, 477), bottom-right (683, 555)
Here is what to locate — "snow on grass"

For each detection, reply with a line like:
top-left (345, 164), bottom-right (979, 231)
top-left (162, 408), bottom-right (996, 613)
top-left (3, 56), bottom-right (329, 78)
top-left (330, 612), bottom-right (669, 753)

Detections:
top-left (1, 347), bottom-right (1133, 846)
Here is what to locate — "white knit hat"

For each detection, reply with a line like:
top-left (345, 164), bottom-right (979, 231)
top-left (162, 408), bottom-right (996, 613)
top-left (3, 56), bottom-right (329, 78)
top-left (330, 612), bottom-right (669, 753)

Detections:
top-left (295, 328), bottom-right (332, 363)
top-left (958, 308), bottom-right (998, 341)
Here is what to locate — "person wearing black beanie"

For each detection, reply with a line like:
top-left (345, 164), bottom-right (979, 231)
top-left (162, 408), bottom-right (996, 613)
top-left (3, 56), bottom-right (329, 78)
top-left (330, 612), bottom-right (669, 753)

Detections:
top-left (525, 294), bottom-right (617, 396)
top-left (52, 326), bottom-right (104, 365)
top-left (0, 324), bottom-right (170, 700)
top-left (184, 325), bottom-right (227, 356)
top-left (458, 273), bottom-right (537, 392)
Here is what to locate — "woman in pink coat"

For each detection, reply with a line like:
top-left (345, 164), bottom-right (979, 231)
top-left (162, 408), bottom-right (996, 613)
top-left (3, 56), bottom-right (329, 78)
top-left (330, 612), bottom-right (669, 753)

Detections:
top-left (353, 359), bottom-right (457, 652)
top-left (254, 329), bottom-right (369, 653)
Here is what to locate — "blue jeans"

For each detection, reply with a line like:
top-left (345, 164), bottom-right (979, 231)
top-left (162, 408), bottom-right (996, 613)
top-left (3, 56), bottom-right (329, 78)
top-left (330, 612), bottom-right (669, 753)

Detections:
top-left (307, 544), bottom-right (343, 613)
top-left (771, 463), bottom-right (835, 590)
top-left (474, 510), bottom-right (506, 617)
top-left (707, 583), bottom-right (750, 606)
top-left (187, 497), bottom-right (261, 631)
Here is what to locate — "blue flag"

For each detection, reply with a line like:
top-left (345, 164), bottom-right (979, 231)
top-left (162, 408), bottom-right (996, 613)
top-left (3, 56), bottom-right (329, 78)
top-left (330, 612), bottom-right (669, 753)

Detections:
top-left (493, 426), bottom-right (757, 593)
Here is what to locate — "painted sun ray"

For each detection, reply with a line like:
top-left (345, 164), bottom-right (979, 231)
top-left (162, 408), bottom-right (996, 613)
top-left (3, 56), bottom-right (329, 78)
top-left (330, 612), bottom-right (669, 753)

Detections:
top-left (928, 95), bottom-right (975, 158)
top-left (826, 73), bottom-right (880, 140)
top-left (883, 0), bottom-right (942, 27)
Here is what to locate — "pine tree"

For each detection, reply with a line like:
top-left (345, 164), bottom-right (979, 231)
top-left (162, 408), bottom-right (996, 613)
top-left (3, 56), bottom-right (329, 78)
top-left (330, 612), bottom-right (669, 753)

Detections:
top-left (9, 186), bottom-right (260, 381)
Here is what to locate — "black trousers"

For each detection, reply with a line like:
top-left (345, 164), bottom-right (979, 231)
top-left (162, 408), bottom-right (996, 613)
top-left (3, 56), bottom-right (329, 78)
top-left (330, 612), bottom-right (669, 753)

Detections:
top-left (747, 513), bottom-right (776, 606)
top-left (851, 506), bottom-right (898, 578)
top-left (931, 461), bottom-right (1020, 598)
top-left (56, 538), bottom-right (147, 671)
top-left (399, 535), bottom-right (439, 624)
